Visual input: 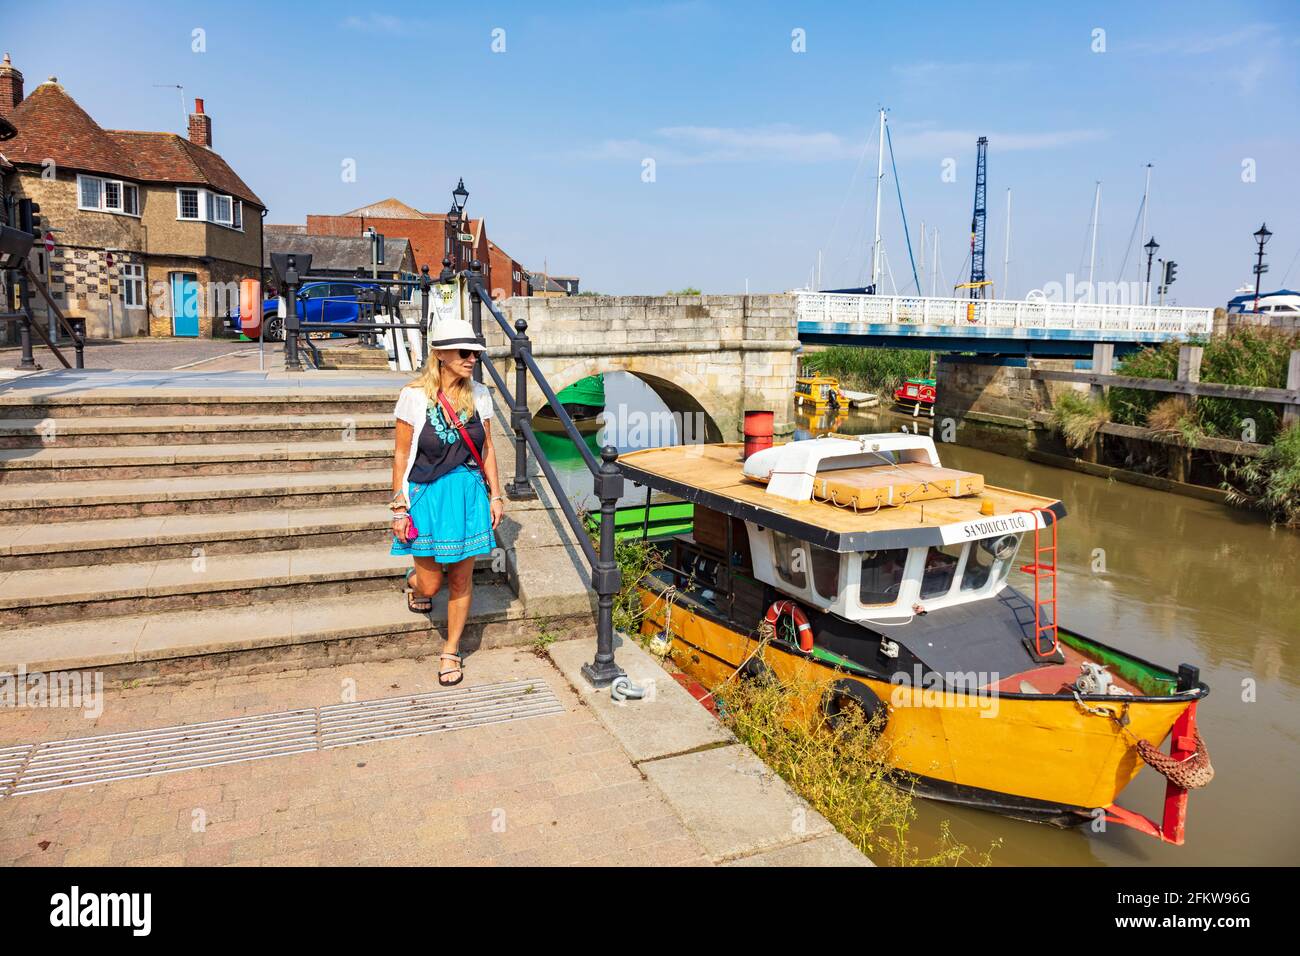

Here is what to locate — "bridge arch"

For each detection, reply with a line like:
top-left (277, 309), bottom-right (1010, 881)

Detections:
top-left (524, 354), bottom-right (727, 444)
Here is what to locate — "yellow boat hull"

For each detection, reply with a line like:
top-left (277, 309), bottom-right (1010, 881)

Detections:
top-left (638, 587), bottom-right (1191, 819)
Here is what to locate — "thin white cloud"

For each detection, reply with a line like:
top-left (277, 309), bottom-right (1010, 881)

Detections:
top-left (1130, 23), bottom-right (1275, 55)
top-left (893, 60), bottom-right (1032, 80)
top-left (341, 13), bottom-right (409, 34)
top-left (577, 123), bottom-right (1108, 165)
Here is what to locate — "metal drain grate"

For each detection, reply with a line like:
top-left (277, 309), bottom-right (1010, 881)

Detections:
top-left (0, 678), bottom-right (562, 797)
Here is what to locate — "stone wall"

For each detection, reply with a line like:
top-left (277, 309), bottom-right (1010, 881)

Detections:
top-left (1214, 306), bottom-right (1300, 336)
top-left (493, 294), bottom-right (800, 441)
top-left (936, 356), bottom-right (1084, 420)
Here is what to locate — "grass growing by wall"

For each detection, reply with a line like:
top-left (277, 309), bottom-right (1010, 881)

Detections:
top-left (1049, 391), bottom-right (1111, 450)
top-left (1108, 327), bottom-right (1300, 444)
top-left (1222, 424), bottom-right (1300, 528)
top-left (801, 346), bottom-right (931, 396)
top-left (714, 668), bottom-right (996, 866)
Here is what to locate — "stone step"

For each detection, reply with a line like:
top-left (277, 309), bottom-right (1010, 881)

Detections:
top-left (0, 413), bottom-right (394, 449)
top-left (0, 469), bottom-right (390, 524)
top-left (0, 543), bottom-right (506, 628)
top-left (317, 347), bottom-right (393, 370)
top-left (0, 584), bottom-right (565, 683)
top-left (0, 439), bottom-right (393, 483)
top-left (0, 390), bottom-right (400, 420)
top-left (0, 504), bottom-right (399, 571)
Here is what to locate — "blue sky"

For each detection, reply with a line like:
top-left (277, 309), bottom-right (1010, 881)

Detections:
top-left (5, 0), bottom-right (1298, 305)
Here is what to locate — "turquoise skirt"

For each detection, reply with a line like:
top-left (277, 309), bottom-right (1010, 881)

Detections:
top-left (391, 465), bottom-right (496, 563)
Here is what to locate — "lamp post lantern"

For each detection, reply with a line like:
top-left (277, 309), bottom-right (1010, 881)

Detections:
top-left (1252, 222), bottom-right (1272, 312)
top-left (1143, 236), bottom-right (1159, 307)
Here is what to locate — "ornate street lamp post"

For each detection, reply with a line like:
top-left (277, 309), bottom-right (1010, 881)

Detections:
top-left (1252, 223), bottom-right (1272, 312)
top-left (1143, 236), bottom-right (1159, 307)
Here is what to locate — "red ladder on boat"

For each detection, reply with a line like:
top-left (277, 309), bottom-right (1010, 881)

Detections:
top-left (1014, 507), bottom-right (1058, 657)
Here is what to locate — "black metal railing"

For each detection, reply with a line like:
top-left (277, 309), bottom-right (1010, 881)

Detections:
top-left (274, 253), bottom-right (627, 687)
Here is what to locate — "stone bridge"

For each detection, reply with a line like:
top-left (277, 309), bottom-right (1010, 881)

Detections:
top-left (488, 295), bottom-right (800, 440)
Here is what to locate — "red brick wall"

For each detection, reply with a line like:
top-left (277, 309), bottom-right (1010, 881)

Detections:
top-left (307, 213), bottom-right (454, 279)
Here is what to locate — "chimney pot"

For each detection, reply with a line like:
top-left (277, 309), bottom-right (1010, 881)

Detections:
top-left (187, 98), bottom-right (213, 148)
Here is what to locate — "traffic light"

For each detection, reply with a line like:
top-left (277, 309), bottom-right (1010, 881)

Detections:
top-left (1163, 260), bottom-right (1178, 286)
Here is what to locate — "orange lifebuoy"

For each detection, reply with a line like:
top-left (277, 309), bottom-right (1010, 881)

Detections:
top-left (764, 599), bottom-right (814, 652)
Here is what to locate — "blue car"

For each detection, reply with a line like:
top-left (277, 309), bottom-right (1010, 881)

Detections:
top-left (232, 280), bottom-right (382, 341)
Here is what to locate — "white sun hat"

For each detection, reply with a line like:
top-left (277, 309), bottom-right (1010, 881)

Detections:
top-left (427, 317), bottom-right (486, 352)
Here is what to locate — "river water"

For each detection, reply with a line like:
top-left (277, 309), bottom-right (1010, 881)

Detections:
top-left (541, 375), bottom-right (1300, 866)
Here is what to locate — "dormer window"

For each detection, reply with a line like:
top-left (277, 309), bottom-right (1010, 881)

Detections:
top-left (78, 174), bottom-right (139, 217)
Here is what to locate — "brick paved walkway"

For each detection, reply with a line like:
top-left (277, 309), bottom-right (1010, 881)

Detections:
top-left (0, 649), bottom-right (711, 866)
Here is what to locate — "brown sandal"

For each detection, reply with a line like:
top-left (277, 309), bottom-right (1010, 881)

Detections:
top-left (438, 652), bottom-right (463, 687)
top-left (406, 569), bottom-right (432, 614)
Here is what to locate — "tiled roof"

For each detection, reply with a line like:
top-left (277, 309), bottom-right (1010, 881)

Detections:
top-left (263, 232), bottom-right (414, 272)
top-left (5, 82), bottom-right (135, 179)
top-left (109, 131), bottom-right (262, 206)
top-left (4, 80), bottom-right (262, 206)
top-left (339, 197), bottom-right (430, 219)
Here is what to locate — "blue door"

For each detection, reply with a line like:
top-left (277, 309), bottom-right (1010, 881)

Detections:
top-left (171, 272), bottom-right (200, 337)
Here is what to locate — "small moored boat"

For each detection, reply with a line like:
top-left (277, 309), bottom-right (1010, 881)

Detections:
top-left (618, 433), bottom-right (1213, 842)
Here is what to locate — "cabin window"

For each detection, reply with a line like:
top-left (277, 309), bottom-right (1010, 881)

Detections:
top-left (771, 531), bottom-right (807, 590)
top-left (920, 543), bottom-right (965, 599)
top-left (961, 533), bottom-right (1021, 592)
top-left (859, 548), bottom-right (908, 606)
top-left (809, 543), bottom-right (841, 601)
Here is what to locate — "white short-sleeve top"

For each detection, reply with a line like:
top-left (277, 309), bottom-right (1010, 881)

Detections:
top-left (393, 381), bottom-right (493, 502)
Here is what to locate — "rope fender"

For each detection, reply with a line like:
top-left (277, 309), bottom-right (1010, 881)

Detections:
top-left (1137, 730), bottom-right (1215, 790)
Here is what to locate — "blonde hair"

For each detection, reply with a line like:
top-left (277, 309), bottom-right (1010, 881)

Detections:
top-left (410, 351), bottom-right (475, 422)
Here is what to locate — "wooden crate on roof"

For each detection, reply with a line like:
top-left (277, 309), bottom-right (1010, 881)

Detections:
top-left (752, 461), bottom-right (984, 510)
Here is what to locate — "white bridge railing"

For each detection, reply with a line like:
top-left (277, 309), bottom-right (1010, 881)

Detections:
top-left (795, 292), bottom-right (1214, 337)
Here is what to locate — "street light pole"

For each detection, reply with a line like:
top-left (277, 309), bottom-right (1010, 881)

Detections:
top-left (1253, 222), bottom-right (1272, 312)
top-left (1143, 236), bottom-right (1159, 307)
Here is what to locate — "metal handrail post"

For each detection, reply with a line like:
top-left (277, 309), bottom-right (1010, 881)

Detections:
top-left (282, 257), bottom-right (302, 372)
top-left (507, 315), bottom-right (537, 500)
top-left (419, 265), bottom-right (431, 336)
top-left (581, 446), bottom-right (627, 687)
top-left (468, 260), bottom-right (485, 384)
top-left (13, 265), bottom-right (38, 370)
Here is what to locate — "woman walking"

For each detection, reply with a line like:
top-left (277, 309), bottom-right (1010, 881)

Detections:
top-left (389, 317), bottom-right (505, 686)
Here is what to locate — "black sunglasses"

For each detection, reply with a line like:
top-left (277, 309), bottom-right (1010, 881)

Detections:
top-left (457, 349), bottom-right (477, 360)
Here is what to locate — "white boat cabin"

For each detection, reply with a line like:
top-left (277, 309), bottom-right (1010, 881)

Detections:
top-left (740, 435), bottom-right (1042, 622)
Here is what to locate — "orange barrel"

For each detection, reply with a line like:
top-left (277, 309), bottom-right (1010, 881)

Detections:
top-left (743, 409), bottom-right (774, 460)
top-left (239, 278), bottom-right (263, 339)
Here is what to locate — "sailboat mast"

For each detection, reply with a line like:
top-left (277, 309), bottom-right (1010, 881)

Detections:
top-left (871, 108), bottom-right (885, 292)
top-left (932, 228), bottom-right (940, 297)
top-left (919, 218), bottom-right (926, 294)
top-left (1002, 188), bottom-right (1011, 299)
top-left (1140, 163), bottom-right (1153, 304)
top-left (1087, 180), bottom-right (1101, 299)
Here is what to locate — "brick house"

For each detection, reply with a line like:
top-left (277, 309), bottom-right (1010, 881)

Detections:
top-left (0, 56), bottom-right (264, 339)
top-left (298, 198), bottom-right (531, 302)
top-left (486, 239), bottom-right (529, 300)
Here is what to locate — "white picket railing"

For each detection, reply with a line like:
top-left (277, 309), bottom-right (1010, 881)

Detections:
top-left (795, 292), bottom-right (1214, 337)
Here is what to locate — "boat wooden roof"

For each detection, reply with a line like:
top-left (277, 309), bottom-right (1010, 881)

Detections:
top-left (617, 442), bottom-right (1065, 551)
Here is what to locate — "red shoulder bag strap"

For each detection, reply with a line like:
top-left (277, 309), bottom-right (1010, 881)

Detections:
top-left (436, 389), bottom-right (487, 478)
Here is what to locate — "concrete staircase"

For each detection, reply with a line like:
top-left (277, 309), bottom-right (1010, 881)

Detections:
top-left (0, 377), bottom-right (596, 683)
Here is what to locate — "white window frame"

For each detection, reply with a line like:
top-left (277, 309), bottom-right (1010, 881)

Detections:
top-left (177, 188), bottom-right (201, 220)
top-left (77, 174), bottom-right (141, 218)
top-left (176, 187), bottom-right (244, 230)
top-left (121, 263), bottom-right (145, 310)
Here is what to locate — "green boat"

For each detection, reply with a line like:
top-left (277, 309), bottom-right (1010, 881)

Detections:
top-left (583, 500), bottom-right (694, 541)
top-left (546, 374), bottom-right (605, 419)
